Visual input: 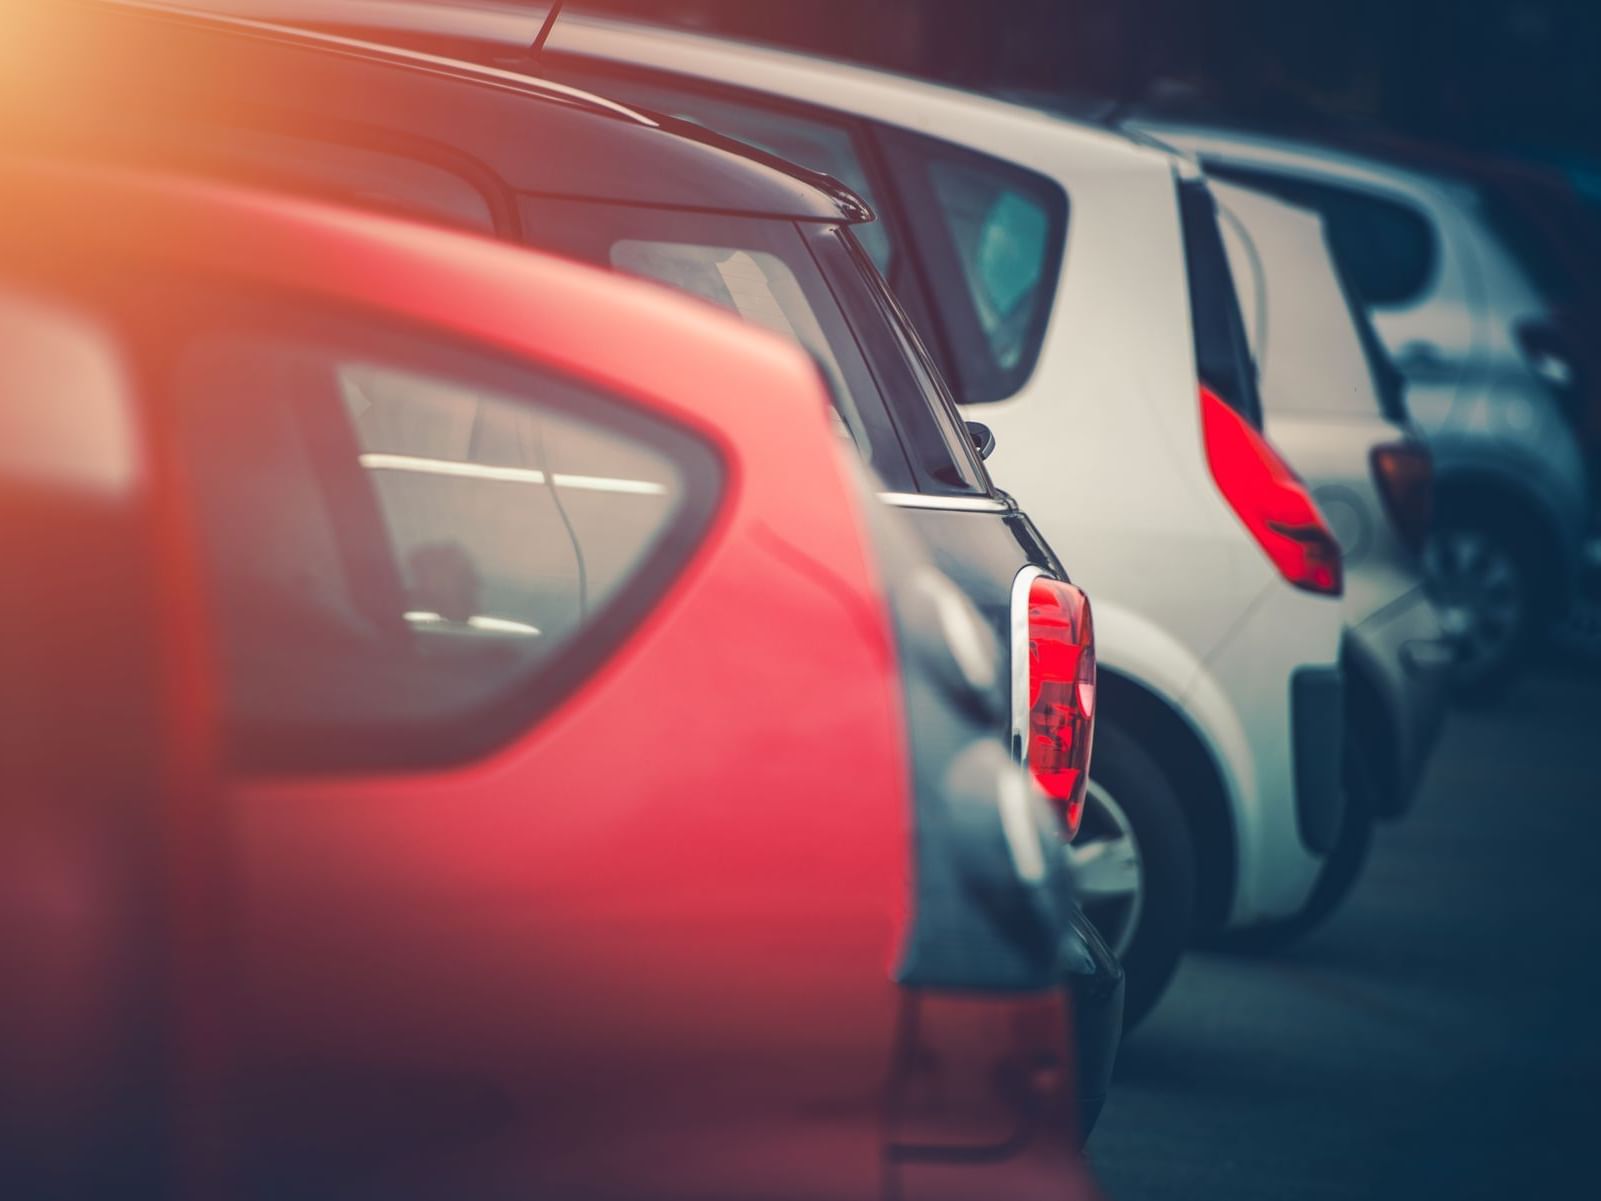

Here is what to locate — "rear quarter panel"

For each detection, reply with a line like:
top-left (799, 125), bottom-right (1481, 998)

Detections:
top-left (201, 306), bottom-right (915, 1200)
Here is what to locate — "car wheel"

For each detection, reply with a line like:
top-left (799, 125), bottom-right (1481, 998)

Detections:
top-left (1069, 723), bottom-right (1194, 1033)
top-left (1423, 522), bottom-right (1535, 699)
top-left (1215, 740), bottom-right (1374, 952)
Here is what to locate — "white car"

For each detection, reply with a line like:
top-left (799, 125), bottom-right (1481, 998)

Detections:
top-left (1212, 181), bottom-right (1452, 939)
top-left (1129, 120), bottom-right (1592, 695)
top-left (234, 0), bottom-right (1352, 1026)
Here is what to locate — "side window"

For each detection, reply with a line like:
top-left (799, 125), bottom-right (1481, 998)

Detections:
top-left (880, 128), bottom-right (1067, 405)
top-left (172, 324), bottom-right (719, 771)
top-left (1206, 164), bottom-right (1437, 308)
top-left (539, 65), bottom-right (895, 276)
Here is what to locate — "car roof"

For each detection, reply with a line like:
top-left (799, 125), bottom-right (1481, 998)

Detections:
top-left (0, 158), bottom-right (828, 432)
top-left (191, 0), bottom-right (1178, 176)
top-left (19, 1), bottom-right (871, 223)
top-left (1126, 117), bottom-right (1479, 208)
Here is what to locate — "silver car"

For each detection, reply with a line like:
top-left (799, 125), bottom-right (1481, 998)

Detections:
top-left (1131, 121), bottom-right (1591, 697)
top-left (1212, 179), bottom-right (1452, 937)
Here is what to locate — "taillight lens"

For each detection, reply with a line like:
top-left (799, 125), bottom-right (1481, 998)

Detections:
top-left (1201, 386), bottom-right (1343, 597)
top-left (1370, 439), bottom-right (1434, 555)
top-left (1026, 577), bottom-right (1096, 838)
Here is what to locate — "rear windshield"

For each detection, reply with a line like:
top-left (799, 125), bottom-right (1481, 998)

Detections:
top-left (1207, 164), bottom-right (1438, 310)
top-left (1214, 188), bottom-right (1408, 426)
top-left (819, 227), bottom-right (992, 495)
top-left (1179, 179), bottom-right (1263, 427)
top-left (520, 197), bottom-right (988, 496)
top-left (171, 312), bottom-right (720, 772)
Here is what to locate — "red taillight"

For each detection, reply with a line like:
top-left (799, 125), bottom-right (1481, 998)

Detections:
top-left (1201, 386), bottom-right (1343, 597)
top-left (1370, 439), bottom-right (1434, 555)
top-left (1026, 577), bottom-right (1096, 838)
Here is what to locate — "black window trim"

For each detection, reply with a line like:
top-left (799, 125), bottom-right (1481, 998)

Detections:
top-left (1180, 177), bottom-right (1265, 429)
top-left (819, 226), bottom-right (994, 497)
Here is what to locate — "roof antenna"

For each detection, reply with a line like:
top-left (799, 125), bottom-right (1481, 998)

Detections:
top-left (529, 1), bottom-right (566, 60)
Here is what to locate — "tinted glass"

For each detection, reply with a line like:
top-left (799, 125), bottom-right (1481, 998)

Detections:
top-left (614, 239), bottom-right (867, 451)
top-left (520, 196), bottom-right (917, 490)
top-left (538, 64), bottom-right (896, 276)
top-left (881, 128), bottom-right (1067, 405)
top-left (824, 229), bottom-right (990, 494)
top-left (1180, 180), bottom-right (1263, 426)
top-left (175, 326), bottom-right (717, 771)
top-left (928, 163), bottom-right (1049, 366)
top-left (1207, 164), bottom-right (1437, 308)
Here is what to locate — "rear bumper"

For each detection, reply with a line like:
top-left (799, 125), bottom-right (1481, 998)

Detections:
top-left (1345, 588), bottom-right (1451, 819)
top-left (1187, 578), bottom-right (1344, 928)
top-left (1060, 903), bottom-right (1123, 1144)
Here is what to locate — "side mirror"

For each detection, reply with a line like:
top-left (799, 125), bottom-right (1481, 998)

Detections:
top-left (966, 420), bottom-right (996, 460)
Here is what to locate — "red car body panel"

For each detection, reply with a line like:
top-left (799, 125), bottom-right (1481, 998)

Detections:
top-left (0, 165), bottom-right (1093, 1200)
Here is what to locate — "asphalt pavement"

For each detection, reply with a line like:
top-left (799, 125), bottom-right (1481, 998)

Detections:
top-left (1090, 665), bottom-right (1601, 1200)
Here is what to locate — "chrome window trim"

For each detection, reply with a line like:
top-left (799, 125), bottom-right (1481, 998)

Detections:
top-left (1010, 564), bottom-right (1048, 765)
top-left (879, 491), bottom-right (1010, 513)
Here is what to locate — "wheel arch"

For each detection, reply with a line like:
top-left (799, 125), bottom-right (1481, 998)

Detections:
top-left (1097, 667), bottom-right (1237, 932)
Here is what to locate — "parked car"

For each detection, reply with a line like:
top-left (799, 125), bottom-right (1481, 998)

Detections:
top-left (7, 0), bottom-right (1121, 1132)
top-left (256, 0), bottom-right (1352, 1026)
top-left (1210, 179), bottom-right (1451, 938)
top-left (1127, 118), bottom-right (1593, 696)
top-left (0, 157), bottom-right (1103, 1200)
top-left (1346, 146), bottom-right (1601, 662)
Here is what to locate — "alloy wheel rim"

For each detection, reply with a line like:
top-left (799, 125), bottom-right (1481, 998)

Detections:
top-left (1067, 779), bottom-right (1144, 959)
top-left (1424, 528), bottom-right (1527, 679)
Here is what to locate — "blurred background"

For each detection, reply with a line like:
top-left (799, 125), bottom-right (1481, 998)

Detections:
top-left (576, 0), bottom-right (1601, 668)
top-left (578, 0), bottom-right (1601, 195)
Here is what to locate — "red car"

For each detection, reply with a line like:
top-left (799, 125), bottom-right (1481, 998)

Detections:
top-left (0, 163), bottom-right (1096, 1200)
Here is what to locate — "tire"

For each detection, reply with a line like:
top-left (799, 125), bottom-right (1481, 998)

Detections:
top-left (1069, 722), bottom-right (1195, 1033)
top-left (1423, 519), bottom-right (1539, 702)
top-left (1215, 739), bottom-right (1374, 952)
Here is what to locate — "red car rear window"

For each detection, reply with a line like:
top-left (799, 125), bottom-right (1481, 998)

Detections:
top-left (172, 318), bottom-right (722, 772)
